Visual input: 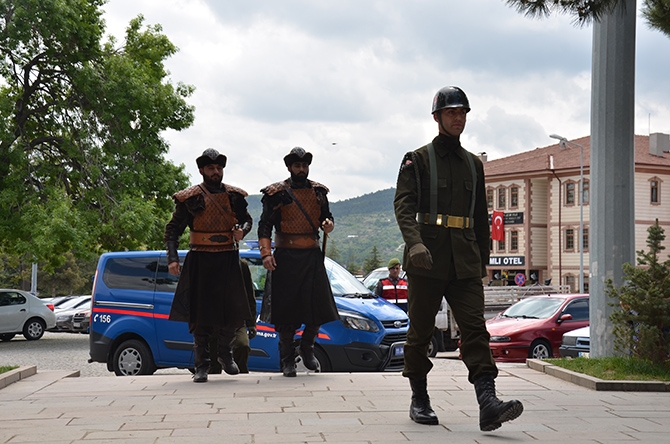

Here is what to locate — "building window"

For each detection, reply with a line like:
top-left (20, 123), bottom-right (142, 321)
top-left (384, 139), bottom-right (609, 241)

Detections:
top-left (565, 275), bottom-right (576, 293)
top-left (486, 188), bottom-right (494, 210)
top-left (582, 227), bottom-right (589, 251)
top-left (510, 231), bottom-right (518, 251)
top-left (497, 238), bottom-right (505, 252)
top-left (583, 275), bottom-right (589, 293)
top-left (582, 180), bottom-right (589, 205)
top-left (565, 228), bottom-right (574, 251)
top-left (510, 187), bottom-right (519, 208)
top-left (497, 187), bottom-right (506, 209)
top-left (565, 182), bottom-right (575, 205)
top-left (650, 178), bottom-right (660, 204)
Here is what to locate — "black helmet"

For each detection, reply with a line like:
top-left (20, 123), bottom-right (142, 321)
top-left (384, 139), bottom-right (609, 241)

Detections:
top-left (431, 86), bottom-right (470, 114)
top-left (196, 148), bottom-right (227, 168)
top-left (283, 147), bottom-right (313, 167)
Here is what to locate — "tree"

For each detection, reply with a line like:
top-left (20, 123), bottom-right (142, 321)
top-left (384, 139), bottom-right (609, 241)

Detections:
top-left (505, 0), bottom-right (670, 37)
top-left (362, 245), bottom-right (382, 276)
top-left (325, 238), bottom-right (341, 264)
top-left (0, 1), bottom-right (195, 271)
top-left (606, 220), bottom-right (670, 364)
top-left (38, 252), bottom-right (92, 296)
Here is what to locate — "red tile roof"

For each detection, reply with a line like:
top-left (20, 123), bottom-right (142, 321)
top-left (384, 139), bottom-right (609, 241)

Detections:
top-left (483, 135), bottom-right (670, 178)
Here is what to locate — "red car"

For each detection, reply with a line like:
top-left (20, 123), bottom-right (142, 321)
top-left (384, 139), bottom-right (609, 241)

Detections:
top-left (486, 293), bottom-right (589, 363)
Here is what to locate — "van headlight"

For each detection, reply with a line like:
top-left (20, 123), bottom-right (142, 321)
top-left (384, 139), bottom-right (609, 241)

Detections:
top-left (339, 310), bottom-right (379, 332)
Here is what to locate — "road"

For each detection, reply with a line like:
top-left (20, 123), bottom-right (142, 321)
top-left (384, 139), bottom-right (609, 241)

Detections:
top-left (0, 332), bottom-right (466, 377)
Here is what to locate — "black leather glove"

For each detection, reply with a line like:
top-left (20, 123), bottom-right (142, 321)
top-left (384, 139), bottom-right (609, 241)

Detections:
top-left (409, 243), bottom-right (433, 269)
top-left (247, 325), bottom-right (257, 339)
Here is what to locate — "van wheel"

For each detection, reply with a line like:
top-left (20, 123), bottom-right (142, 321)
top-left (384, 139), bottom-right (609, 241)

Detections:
top-left (296, 345), bottom-right (331, 372)
top-left (23, 318), bottom-right (46, 340)
top-left (112, 339), bottom-right (157, 376)
top-left (0, 333), bottom-right (15, 341)
top-left (427, 335), bottom-right (438, 358)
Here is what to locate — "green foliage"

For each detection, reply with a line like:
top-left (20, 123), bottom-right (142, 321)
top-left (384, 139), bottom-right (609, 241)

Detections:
top-left (505, 0), bottom-right (670, 37)
top-left (0, 366), bottom-right (19, 375)
top-left (0, 1), bottom-right (195, 269)
top-left (606, 220), bottom-right (670, 364)
top-left (362, 245), bottom-right (382, 275)
top-left (641, 0), bottom-right (670, 37)
top-left (550, 356), bottom-right (670, 381)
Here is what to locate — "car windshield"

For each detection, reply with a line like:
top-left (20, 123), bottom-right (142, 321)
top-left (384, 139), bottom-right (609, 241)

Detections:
top-left (55, 296), bottom-right (88, 310)
top-left (502, 297), bottom-right (565, 319)
top-left (325, 258), bottom-right (375, 298)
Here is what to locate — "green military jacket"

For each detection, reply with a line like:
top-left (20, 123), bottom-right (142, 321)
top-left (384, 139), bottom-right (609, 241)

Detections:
top-left (394, 133), bottom-right (490, 280)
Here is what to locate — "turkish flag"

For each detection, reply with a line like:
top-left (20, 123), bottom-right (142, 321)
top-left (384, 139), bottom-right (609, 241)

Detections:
top-left (491, 211), bottom-right (505, 241)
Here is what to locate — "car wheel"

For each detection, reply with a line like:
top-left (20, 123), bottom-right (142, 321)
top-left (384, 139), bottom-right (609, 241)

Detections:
top-left (529, 339), bottom-right (552, 360)
top-left (112, 339), bottom-right (157, 376)
top-left (427, 334), bottom-right (439, 358)
top-left (0, 333), bottom-right (16, 342)
top-left (22, 318), bottom-right (46, 340)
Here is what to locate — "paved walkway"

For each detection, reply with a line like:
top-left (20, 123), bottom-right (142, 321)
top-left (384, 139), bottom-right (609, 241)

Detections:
top-left (1, 361), bottom-right (669, 443)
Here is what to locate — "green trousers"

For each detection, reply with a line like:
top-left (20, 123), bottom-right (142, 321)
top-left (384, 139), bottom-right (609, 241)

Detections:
top-left (403, 273), bottom-right (498, 383)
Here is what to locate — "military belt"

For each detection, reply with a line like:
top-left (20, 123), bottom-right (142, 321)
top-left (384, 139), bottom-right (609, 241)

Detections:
top-left (274, 233), bottom-right (319, 249)
top-left (190, 231), bottom-right (235, 247)
top-left (416, 213), bottom-right (472, 229)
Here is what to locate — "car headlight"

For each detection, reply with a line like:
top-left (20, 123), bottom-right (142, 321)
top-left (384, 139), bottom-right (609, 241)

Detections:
top-left (56, 315), bottom-right (69, 322)
top-left (489, 336), bottom-right (511, 342)
top-left (339, 310), bottom-right (379, 332)
top-left (562, 336), bottom-right (577, 346)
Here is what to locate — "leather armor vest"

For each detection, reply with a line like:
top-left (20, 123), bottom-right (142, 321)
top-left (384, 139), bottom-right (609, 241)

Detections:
top-left (280, 188), bottom-right (320, 234)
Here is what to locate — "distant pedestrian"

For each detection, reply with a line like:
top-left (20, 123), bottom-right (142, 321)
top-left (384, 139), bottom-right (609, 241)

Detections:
top-left (394, 86), bottom-right (523, 430)
top-left (374, 258), bottom-right (409, 311)
top-left (257, 147), bottom-right (339, 377)
top-left (165, 148), bottom-right (253, 383)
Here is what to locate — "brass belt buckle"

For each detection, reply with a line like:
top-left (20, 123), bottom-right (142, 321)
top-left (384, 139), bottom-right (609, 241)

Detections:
top-left (447, 215), bottom-right (464, 228)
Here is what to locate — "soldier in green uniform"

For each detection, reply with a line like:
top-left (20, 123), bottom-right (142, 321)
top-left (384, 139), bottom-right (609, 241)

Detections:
top-left (394, 86), bottom-right (523, 431)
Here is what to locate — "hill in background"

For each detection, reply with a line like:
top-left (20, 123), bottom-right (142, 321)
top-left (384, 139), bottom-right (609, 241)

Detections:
top-left (246, 188), bottom-right (404, 272)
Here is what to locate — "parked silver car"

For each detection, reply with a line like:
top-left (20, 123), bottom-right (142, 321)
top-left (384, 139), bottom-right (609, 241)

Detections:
top-left (0, 289), bottom-right (57, 341)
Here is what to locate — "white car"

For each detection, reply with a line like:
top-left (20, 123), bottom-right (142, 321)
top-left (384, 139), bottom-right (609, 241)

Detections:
top-left (0, 289), bottom-right (57, 341)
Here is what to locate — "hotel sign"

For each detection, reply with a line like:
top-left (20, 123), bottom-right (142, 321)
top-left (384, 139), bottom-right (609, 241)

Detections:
top-left (489, 256), bottom-right (525, 266)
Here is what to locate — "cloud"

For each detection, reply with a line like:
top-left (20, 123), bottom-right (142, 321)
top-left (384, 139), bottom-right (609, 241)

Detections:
top-left (102, 0), bottom-right (670, 201)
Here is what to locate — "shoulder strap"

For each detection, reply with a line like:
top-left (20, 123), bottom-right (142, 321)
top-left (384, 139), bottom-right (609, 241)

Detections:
top-left (427, 142), bottom-right (438, 224)
top-left (464, 151), bottom-right (477, 220)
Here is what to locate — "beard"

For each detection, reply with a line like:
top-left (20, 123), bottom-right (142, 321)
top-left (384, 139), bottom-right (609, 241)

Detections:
top-left (202, 173), bottom-right (222, 187)
top-left (290, 171), bottom-right (308, 184)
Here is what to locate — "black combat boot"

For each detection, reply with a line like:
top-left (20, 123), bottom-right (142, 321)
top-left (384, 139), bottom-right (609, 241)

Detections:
top-left (279, 332), bottom-right (297, 377)
top-left (193, 344), bottom-right (210, 383)
top-left (408, 378), bottom-right (439, 425)
top-left (299, 325), bottom-right (320, 371)
top-left (217, 350), bottom-right (240, 375)
top-left (474, 375), bottom-right (524, 431)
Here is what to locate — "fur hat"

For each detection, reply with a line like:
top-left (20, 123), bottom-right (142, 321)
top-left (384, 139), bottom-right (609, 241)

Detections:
top-left (196, 148), bottom-right (227, 169)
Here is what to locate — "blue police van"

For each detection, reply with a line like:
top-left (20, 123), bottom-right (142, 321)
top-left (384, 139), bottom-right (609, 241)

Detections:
top-left (88, 244), bottom-right (408, 376)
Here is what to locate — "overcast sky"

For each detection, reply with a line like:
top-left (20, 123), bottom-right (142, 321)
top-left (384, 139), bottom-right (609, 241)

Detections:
top-left (103, 0), bottom-right (670, 202)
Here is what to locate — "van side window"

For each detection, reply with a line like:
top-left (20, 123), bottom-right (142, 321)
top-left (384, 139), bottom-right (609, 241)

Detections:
top-left (155, 256), bottom-right (182, 292)
top-left (103, 257), bottom-right (159, 291)
top-left (242, 257), bottom-right (266, 299)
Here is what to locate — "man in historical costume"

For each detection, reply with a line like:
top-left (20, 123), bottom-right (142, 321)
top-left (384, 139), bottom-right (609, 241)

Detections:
top-left (257, 147), bottom-right (339, 377)
top-left (394, 86), bottom-right (523, 430)
top-left (374, 258), bottom-right (409, 311)
top-left (165, 148), bottom-right (253, 383)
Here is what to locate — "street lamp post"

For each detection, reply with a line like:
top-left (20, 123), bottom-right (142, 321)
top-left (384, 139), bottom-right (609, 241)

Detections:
top-left (550, 134), bottom-right (585, 294)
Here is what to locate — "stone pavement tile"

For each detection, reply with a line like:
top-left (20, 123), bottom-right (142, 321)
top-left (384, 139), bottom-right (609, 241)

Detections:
top-left (82, 429), bottom-right (173, 441)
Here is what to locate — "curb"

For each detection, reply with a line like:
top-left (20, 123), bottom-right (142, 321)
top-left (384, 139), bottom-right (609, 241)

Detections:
top-left (527, 359), bottom-right (670, 392)
top-left (0, 365), bottom-right (37, 390)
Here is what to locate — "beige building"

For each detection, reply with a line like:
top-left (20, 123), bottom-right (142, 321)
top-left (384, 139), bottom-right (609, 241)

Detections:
top-left (482, 133), bottom-right (670, 292)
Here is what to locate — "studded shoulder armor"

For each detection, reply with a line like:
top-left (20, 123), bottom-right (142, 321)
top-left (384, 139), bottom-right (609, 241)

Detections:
top-left (261, 181), bottom-right (287, 196)
top-left (172, 184), bottom-right (203, 203)
top-left (224, 183), bottom-right (248, 197)
top-left (308, 180), bottom-right (329, 194)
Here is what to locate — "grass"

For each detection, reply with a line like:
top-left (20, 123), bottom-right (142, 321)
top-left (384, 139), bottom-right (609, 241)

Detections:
top-left (0, 365), bottom-right (19, 375)
top-left (548, 356), bottom-right (670, 381)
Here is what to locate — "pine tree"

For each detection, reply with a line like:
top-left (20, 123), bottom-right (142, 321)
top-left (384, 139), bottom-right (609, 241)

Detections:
top-left (607, 220), bottom-right (670, 363)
